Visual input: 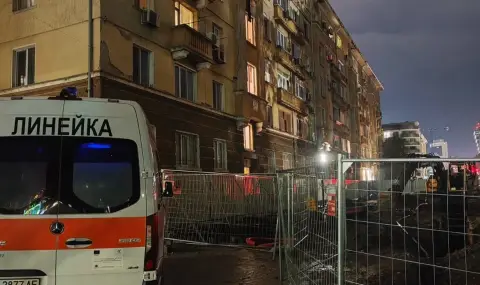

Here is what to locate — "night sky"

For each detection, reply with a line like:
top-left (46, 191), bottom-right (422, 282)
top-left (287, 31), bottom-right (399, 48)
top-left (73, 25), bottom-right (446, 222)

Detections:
top-left (330, 0), bottom-right (480, 157)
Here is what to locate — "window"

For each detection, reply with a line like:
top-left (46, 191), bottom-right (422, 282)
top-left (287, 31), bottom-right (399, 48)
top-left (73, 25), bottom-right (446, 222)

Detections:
top-left (247, 63), bottom-right (257, 95)
top-left (213, 139), bottom-right (227, 171)
top-left (338, 60), bottom-right (345, 74)
top-left (132, 45), bottom-right (153, 86)
top-left (282, 152), bottom-right (293, 170)
top-left (12, 46), bottom-right (35, 87)
top-left (274, 0), bottom-right (288, 10)
top-left (174, 1), bottom-right (194, 27)
top-left (296, 155), bottom-right (305, 168)
top-left (276, 30), bottom-right (289, 51)
top-left (319, 108), bottom-right (326, 126)
top-left (333, 107), bottom-right (340, 122)
top-left (292, 43), bottom-right (301, 60)
top-left (279, 110), bottom-right (292, 133)
top-left (277, 71), bottom-right (290, 90)
top-left (212, 24), bottom-right (222, 46)
top-left (303, 22), bottom-right (309, 40)
top-left (263, 16), bottom-right (271, 41)
top-left (175, 65), bottom-right (196, 101)
top-left (340, 84), bottom-right (347, 99)
top-left (213, 81), bottom-right (224, 111)
top-left (319, 76), bottom-right (326, 98)
top-left (175, 131), bottom-right (199, 169)
top-left (295, 78), bottom-right (306, 100)
top-left (297, 118), bottom-right (308, 139)
top-left (13, 0), bottom-right (34, 12)
top-left (267, 150), bottom-right (276, 173)
top-left (243, 124), bottom-right (254, 151)
top-left (333, 135), bottom-right (340, 149)
top-left (336, 35), bottom-right (342, 49)
top-left (267, 105), bottom-right (273, 127)
top-left (265, 59), bottom-right (271, 83)
top-left (0, 136), bottom-right (140, 215)
top-left (245, 14), bottom-right (256, 46)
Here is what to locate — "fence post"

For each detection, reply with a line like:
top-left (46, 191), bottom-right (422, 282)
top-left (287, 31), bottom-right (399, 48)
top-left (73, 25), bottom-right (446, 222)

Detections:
top-left (337, 153), bottom-right (345, 284)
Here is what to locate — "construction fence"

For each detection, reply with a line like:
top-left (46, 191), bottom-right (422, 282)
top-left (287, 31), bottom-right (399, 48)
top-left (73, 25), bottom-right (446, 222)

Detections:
top-left (161, 156), bottom-right (480, 285)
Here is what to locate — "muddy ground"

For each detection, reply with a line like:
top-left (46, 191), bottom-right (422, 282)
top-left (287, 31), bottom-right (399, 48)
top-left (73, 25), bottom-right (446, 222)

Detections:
top-left (164, 244), bottom-right (280, 285)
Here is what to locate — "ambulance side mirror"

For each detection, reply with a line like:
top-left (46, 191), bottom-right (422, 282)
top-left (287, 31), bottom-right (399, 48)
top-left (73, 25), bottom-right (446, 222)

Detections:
top-left (162, 181), bottom-right (174, 197)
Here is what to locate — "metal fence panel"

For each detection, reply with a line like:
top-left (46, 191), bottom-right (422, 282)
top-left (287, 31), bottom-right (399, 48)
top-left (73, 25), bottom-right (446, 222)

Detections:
top-left (340, 158), bottom-right (480, 285)
top-left (162, 170), bottom-right (278, 248)
top-left (278, 165), bottom-right (339, 285)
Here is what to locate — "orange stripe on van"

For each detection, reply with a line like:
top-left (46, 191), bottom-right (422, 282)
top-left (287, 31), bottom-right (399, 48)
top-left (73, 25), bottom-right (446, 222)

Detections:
top-left (57, 217), bottom-right (146, 250)
top-left (0, 217), bottom-right (146, 251)
top-left (0, 218), bottom-right (58, 251)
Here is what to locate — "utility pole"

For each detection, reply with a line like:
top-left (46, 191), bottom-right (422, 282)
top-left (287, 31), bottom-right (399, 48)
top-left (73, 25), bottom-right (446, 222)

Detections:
top-left (87, 0), bottom-right (94, 98)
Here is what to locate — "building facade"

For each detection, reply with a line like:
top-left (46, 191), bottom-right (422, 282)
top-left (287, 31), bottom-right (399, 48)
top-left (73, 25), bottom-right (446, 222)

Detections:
top-left (474, 123), bottom-right (480, 154)
top-left (0, 0), bottom-right (382, 174)
top-left (383, 121), bottom-right (428, 154)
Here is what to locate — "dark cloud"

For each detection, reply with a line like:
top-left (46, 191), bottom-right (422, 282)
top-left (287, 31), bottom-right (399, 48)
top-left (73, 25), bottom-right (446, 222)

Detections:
top-left (330, 0), bottom-right (480, 156)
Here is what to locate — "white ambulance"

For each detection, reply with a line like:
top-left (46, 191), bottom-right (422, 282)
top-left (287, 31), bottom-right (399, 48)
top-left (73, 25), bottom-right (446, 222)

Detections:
top-left (0, 88), bottom-right (172, 285)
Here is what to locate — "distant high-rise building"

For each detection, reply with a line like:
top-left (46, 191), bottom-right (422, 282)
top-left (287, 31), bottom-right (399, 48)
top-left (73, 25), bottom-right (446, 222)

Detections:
top-left (474, 123), bottom-right (480, 154)
top-left (430, 139), bottom-right (449, 158)
top-left (382, 121), bottom-right (428, 154)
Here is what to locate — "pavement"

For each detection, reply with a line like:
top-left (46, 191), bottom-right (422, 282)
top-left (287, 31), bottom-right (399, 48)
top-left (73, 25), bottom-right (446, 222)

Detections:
top-left (164, 244), bottom-right (280, 285)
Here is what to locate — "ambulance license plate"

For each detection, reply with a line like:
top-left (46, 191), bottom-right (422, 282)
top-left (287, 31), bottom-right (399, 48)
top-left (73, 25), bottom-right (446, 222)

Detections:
top-left (1, 279), bottom-right (40, 285)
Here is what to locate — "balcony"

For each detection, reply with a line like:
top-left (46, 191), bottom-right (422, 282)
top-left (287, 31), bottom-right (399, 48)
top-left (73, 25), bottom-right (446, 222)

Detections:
top-left (273, 5), bottom-right (297, 34)
top-left (330, 62), bottom-right (348, 83)
top-left (277, 88), bottom-right (308, 115)
top-left (171, 24), bottom-right (213, 65)
top-left (235, 92), bottom-right (267, 122)
top-left (275, 46), bottom-right (295, 72)
top-left (333, 94), bottom-right (349, 110)
top-left (333, 121), bottom-right (349, 136)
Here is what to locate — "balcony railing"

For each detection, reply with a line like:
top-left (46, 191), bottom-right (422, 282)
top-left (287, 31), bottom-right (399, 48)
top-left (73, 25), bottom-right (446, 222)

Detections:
top-left (171, 24), bottom-right (213, 63)
top-left (273, 5), bottom-right (297, 34)
top-left (235, 92), bottom-right (267, 122)
top-left (275, 46), bottom-right (295, 72)
top-left (277, 88), bottom-right (307, 115)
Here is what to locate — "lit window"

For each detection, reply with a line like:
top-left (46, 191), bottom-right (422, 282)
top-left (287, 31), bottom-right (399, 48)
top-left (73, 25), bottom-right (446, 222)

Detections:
top-left (336, 35), bottom-right (342, 48)
top-left (243, 124), bottom-right (254, 151)
top-left (247, 63), bottom-right (257, 95)
top-left (245, 14), bottom-right (256, 45)
top-left (174, 1), bottom-right (194, 27)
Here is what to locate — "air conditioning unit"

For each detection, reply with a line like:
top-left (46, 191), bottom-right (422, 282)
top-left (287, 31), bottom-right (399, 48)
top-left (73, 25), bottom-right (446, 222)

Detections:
top-left (141, 9), bottom-right (158, 27)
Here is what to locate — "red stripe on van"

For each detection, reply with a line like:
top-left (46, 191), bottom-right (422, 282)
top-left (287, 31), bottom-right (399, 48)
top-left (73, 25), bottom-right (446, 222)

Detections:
top-left (0, 217), bottom-right (146, 251)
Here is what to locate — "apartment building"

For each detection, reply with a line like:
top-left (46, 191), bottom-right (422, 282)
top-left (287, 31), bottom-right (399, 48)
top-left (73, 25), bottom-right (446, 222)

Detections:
top-left (0, 0), bottom-right (382, 173)
top-left (383, 121), bottom-right (428, 154)
top-left (0, 0), bottom-right (271, 173)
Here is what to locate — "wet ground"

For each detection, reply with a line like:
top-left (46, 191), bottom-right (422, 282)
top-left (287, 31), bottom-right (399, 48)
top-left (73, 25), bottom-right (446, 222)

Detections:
top-left (164, 244), bottom-right (280, 285)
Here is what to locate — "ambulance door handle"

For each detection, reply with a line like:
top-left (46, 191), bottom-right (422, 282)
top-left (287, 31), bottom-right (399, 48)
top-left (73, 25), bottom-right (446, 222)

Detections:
top-left (65, 238), bottom-right (93, 249)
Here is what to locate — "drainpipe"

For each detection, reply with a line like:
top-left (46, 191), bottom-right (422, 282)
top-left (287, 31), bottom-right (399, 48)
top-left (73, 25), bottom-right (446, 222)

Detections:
top-left (87, 0), bottom-right (94, 98)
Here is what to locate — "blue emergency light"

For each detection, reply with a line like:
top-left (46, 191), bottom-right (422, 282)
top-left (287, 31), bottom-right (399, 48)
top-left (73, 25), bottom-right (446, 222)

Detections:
top-left (63, 87), bottom-right (78, 97)
top-left (81, 143), bottom-right (111, 149)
